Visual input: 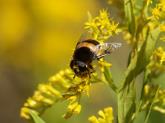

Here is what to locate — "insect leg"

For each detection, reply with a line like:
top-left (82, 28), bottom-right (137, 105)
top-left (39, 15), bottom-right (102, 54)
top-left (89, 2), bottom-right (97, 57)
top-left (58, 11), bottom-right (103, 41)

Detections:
top-left (88, 71), bottom-right (91, 78)
top-left (73, 74), bottom-right (76, 79)
top-left (88, 64), bottom-right (95, 73)
top-left (96, 54), bottom-right (107, 59)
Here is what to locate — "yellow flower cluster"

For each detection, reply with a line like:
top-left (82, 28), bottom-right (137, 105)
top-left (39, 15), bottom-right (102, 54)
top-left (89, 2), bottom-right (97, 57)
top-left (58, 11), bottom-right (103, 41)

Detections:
top-left (98, 58), bottom-right (112, 72)
top-left (63, 80), bottom-right (91, 118)
top-left (88, 107), bottom-right (114, 123)
top-left (150, 2), bottom-right (165, 20)
top-left (63, 96), bottom-right (81, 119)
top-left (147, 0), bottom-right (165, 42)
top-left (152, 47), bottom-right (165, 65)
top-left (20, 69), bottom-right (72, 119)
top-left (20, 69), bottom-right (91, 120)
top-left (151, 5), bottom-right (162, 20)
top-left (160, 24), bottom-right (165, 42)
top-left (160, 24), bottom-right (165, 32)
top-left (143, 85), bottom-right (165, 114)
top-left (142, 84), bottom-right (157, 110)
top-left (84, 10), bottom-right (120, 42)
top-left (146, 47), bottom-right (165, 77)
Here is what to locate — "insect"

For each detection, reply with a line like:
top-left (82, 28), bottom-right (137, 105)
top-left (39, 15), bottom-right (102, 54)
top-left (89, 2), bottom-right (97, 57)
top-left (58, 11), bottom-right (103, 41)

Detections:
top-left (70, 39), bottom-right (121, 78)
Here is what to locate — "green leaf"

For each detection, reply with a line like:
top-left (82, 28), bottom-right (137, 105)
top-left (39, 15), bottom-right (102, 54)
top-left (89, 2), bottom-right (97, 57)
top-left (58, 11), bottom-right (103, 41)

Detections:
top-left (122, 26), bottom-right (160, 89)
top-left (143, 27), bottom-right (161, 83)
top-left (134, 0), bottom-right (143, 13)
top-left (144, 86), bottom-right (160, 123)
top-left (144, 28), bottom-right (159, 62)
top-left (124, 0), bottom-right (136, 35)
top-left (118, 22), bottom-right (160, 123)
top-left (29, 110), bottom-right (46, 123)
top-left (104, 66), bottom-right (117, 92)
top-left (118, 81), bottom-right (136, 123)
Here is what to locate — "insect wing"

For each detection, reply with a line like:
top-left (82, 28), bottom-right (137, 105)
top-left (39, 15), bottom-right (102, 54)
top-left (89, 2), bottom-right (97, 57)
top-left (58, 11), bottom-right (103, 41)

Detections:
top-left (95, 42), bottom-right (122, 58)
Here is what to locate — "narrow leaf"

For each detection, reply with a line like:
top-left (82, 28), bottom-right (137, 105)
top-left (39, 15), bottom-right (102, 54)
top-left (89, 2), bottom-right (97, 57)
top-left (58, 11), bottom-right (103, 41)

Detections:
top-left (29, 110), bottom-right (46, 123)
top-left (122, 26), bottom-right (160, 89)
top-left (124, 0), bottom-right (136, 35)
top-left (104, 66), bottom-right (117, 92)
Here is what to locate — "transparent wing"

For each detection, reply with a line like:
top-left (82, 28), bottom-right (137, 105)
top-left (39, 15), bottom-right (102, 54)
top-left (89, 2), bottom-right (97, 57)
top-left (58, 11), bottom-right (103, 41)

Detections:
top-left (95, 42), bottom-right (122, 58)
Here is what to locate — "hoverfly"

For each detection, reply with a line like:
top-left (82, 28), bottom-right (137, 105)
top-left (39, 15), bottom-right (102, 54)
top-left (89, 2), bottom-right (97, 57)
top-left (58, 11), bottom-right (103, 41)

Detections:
top-left (70, 39), bottom-right (121, 78)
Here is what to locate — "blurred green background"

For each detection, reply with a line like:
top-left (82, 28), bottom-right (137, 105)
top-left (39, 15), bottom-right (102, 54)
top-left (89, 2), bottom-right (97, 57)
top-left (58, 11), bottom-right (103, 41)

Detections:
top-left (0, 0), bottom-right (165, 123)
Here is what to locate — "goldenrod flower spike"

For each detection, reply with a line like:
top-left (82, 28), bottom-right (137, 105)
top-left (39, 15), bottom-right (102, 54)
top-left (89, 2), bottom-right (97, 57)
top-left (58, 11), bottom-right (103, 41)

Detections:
top-left (84, 10), bottom-right (120, 42)
top-left (20, 107), bottom-right (33, 119)
top-left (142, 84), bottom-right (165, 114)
top-left (88, 107), bottom-right (114, 123)
top-left (20, 69), bottom-right (85, 119)
top-left (146, 47), bottom-right (165, 78)
top-left (64, 101), bottom-right (82, 119)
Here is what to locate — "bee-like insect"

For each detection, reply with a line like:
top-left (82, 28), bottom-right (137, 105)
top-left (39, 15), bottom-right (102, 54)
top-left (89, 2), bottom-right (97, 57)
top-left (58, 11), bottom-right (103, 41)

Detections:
top-left (70, 39), bottom-right (121, 78)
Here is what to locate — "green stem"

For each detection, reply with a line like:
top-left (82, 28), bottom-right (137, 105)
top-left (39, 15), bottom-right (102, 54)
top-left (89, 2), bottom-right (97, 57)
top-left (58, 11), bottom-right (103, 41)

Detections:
top-left (144, 86), bottom-right (160, 123)
top-left (104, 66), bottom-right (118, 92)
top-left (117, 81), bottom-right (136, 123)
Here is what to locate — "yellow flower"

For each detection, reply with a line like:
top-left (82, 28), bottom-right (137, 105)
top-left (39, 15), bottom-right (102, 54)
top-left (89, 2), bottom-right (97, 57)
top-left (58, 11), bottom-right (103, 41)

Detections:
top-left (160, 0), bottom-right (165, 11)
top-left (67, 102), bottom-right (81, 114)
top-left (160, 24), bottom-right (165, 42)
top-left (84, 9), bottom-right (120, 42)
top-left (144, 85), bottom-right (150, 96)
top-left (98, 58), bottom-right (112, 72)
top-left (122, 31), bottom-right (133, 44)
top-left (146, 0), bottom-right (152, 6)
top-left (62, 80), bottom-right (91, 118)
top-left (109, 21), bottom-right (120, 34)
top-left (146, 47), bottom-right (165, 78)
top-left (154, 47), bottom-right (165, 65)
top-left (63, 97), bottom-right (82, 119)
top-left (151, 5), bottom-right (161, 20)
top-left (25, 98), bottom-right (37, 108)
top-left (88, 107), bottom-right (114, 123)
top-left (38, 84), bottom-right (62, 98)
top-left (142, 85), bottom-right (165, 114)
top-left (160, 24), bottom-right (165, 32)
top-left (150, 3), bottom-right (165, 20)
top-left (20, 107), bottom-right (32, 119)
top-left (20, 69), bottom-right (84, 120)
